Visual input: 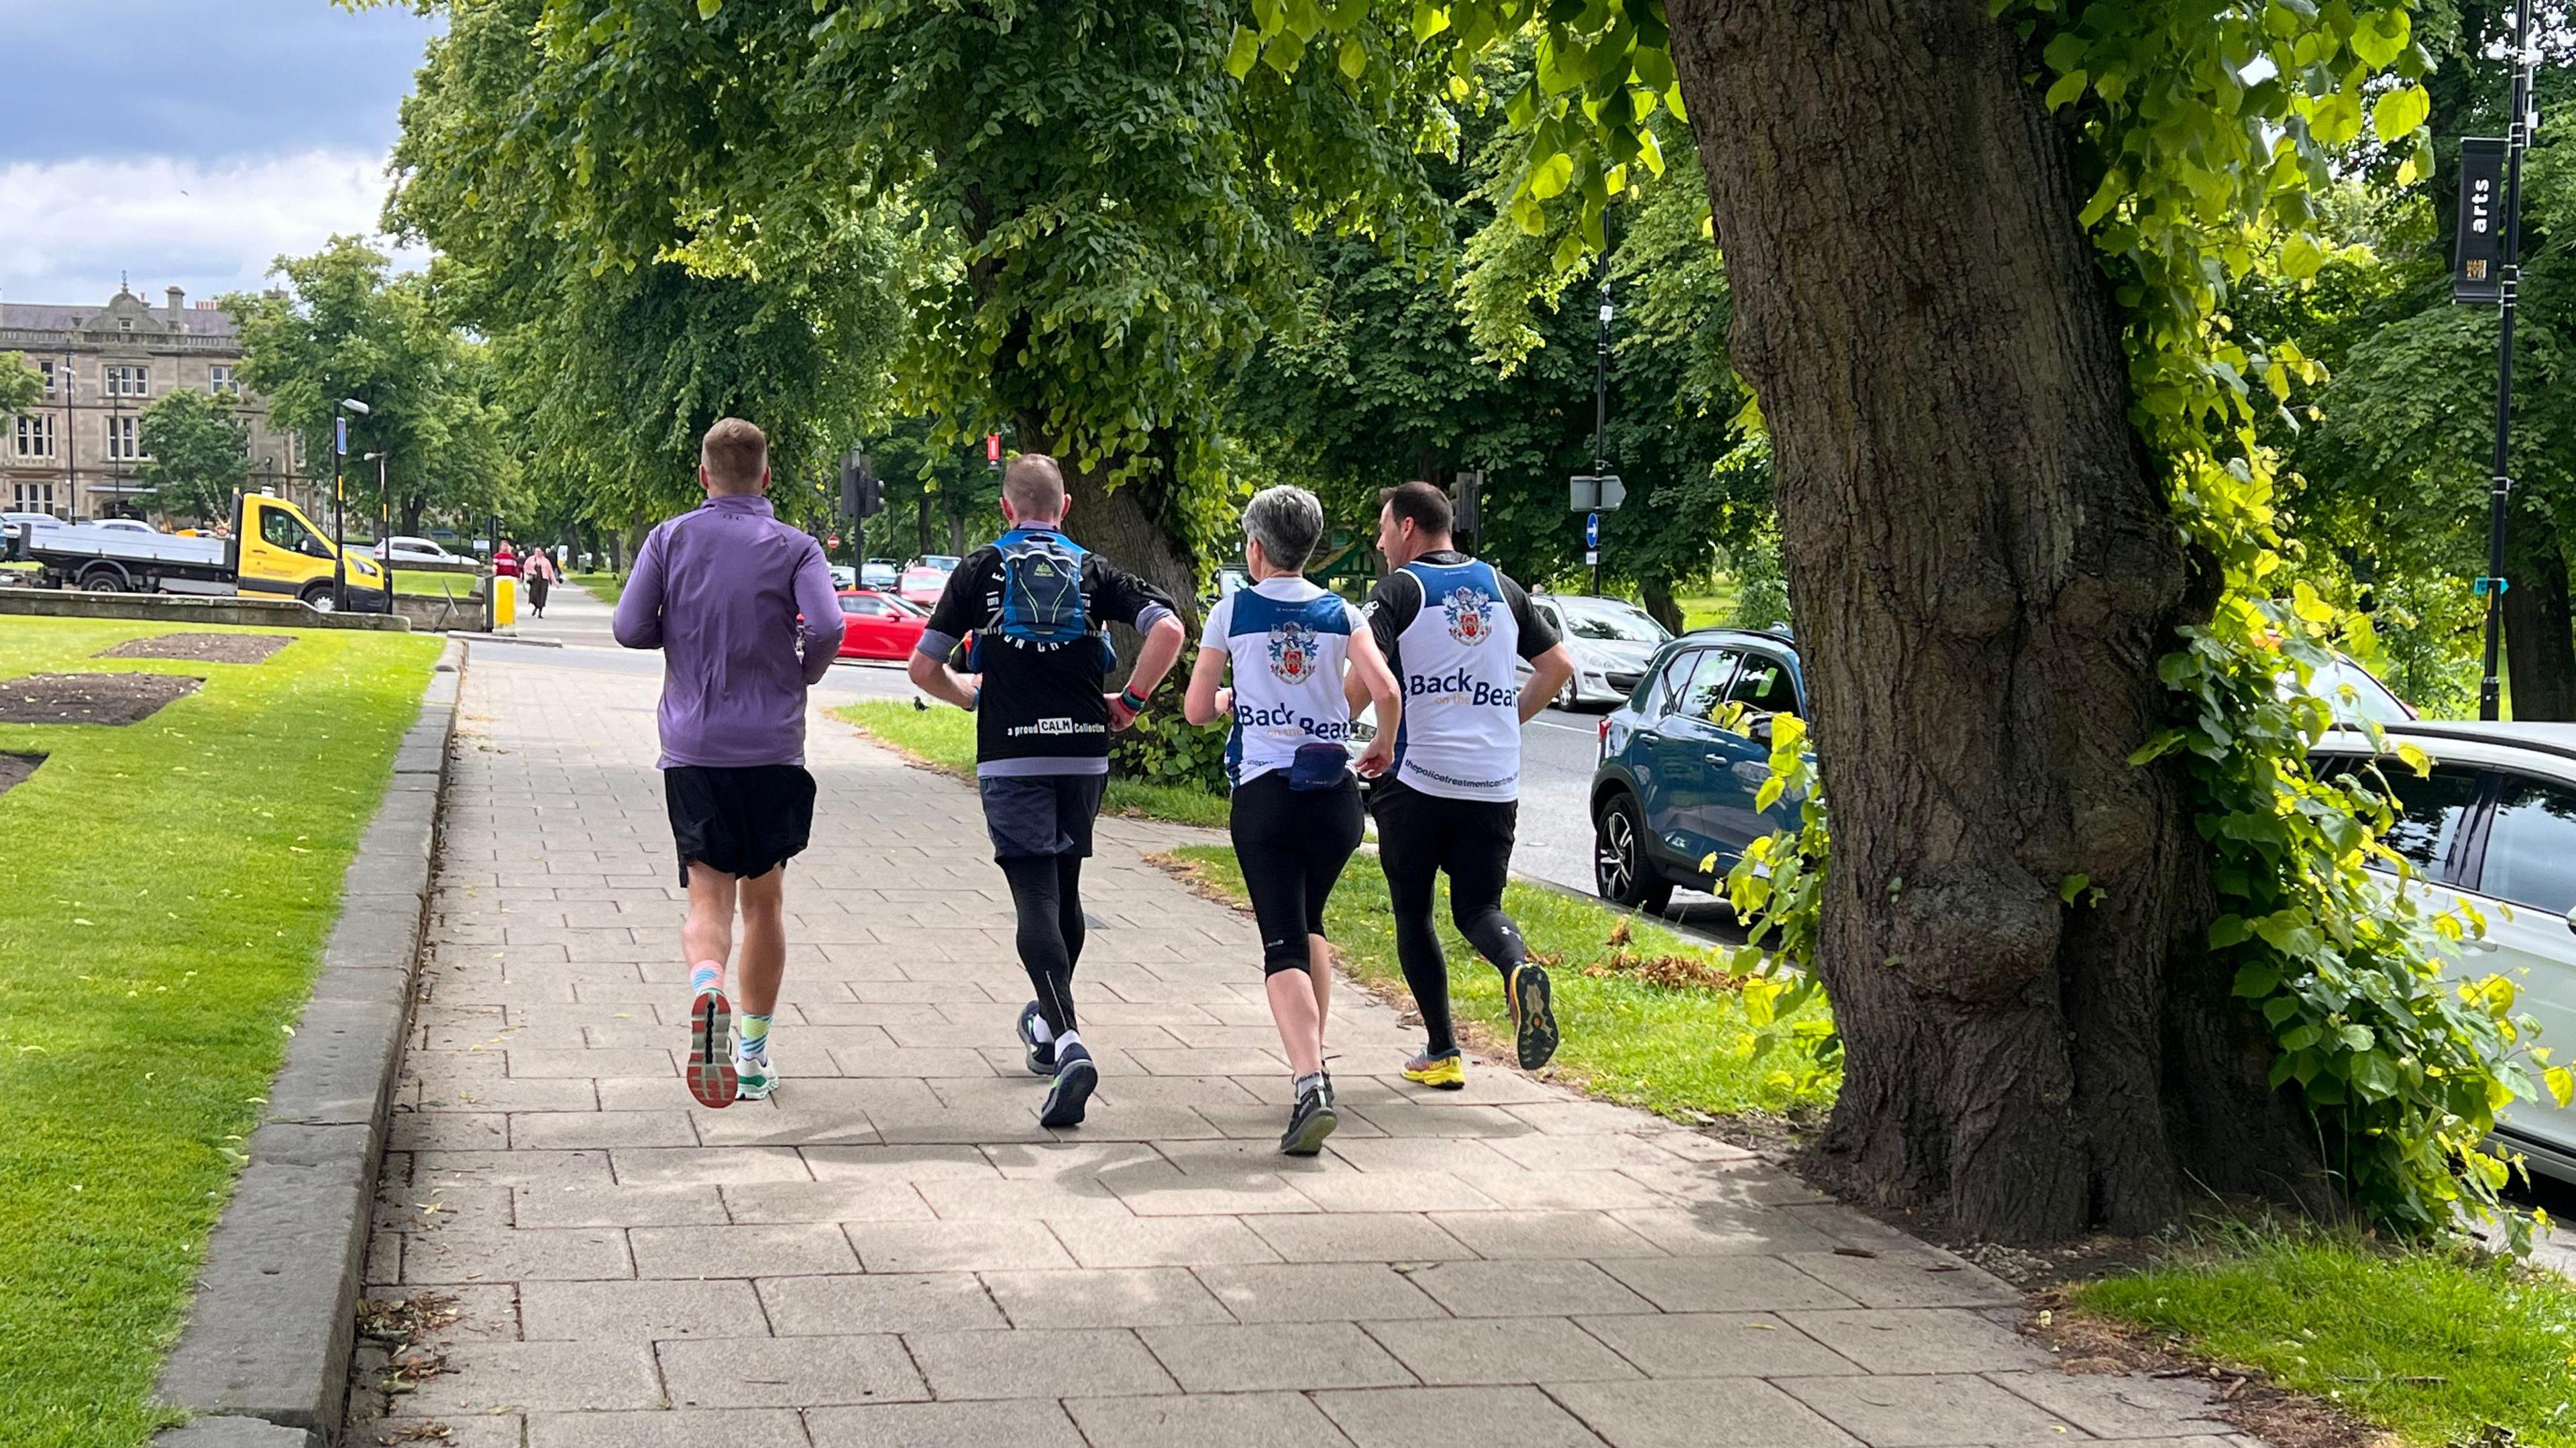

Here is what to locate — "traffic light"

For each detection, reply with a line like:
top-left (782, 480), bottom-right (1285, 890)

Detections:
top-left (840, 451), bottom-right (881, 519)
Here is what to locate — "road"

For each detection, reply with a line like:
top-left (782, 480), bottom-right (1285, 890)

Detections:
top-left (1517, 703), bottom-right (1743, 939)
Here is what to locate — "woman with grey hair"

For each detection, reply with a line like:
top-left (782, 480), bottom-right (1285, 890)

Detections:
top-left (1185, 485), bottom-right (1403, 1154)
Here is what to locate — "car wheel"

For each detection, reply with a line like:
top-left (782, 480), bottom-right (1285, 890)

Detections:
top-left (300, 581), bottom-right (338, 613)
top-left (1595, 792), bottom-right (1674, 914)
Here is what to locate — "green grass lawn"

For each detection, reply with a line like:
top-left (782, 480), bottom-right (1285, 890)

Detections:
top-left (386, 568), bottom-right (482, 598)
top-left (0, 618), bottom-right (443, 1447)
top-left (1164, 843), bottom-right (1836, 1120)
top-left (568, 571), bottom-right (625, 603)
top-left (2078, 1229), bottom-right (2576, 1447)
top-left (1676, 583), bottom-right (1740, 631)
top-left (832, 699), bottom-right (1232, 829)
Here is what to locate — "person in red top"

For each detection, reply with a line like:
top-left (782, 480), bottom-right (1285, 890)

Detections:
top-left (493, 540), bottom-right (521, 579)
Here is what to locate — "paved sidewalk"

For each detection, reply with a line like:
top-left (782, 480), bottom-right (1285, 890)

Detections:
top-left (350, 652), bottom-right (2263, 1447)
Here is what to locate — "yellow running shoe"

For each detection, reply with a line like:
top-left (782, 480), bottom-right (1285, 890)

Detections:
top-left (1403, 1050), bottom-right (1466, 1090)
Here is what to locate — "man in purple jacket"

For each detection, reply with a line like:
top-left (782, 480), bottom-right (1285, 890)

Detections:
top-left (613, 418), bottom-right (845, 1109)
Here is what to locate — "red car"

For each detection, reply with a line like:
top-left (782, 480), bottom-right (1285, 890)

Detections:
top-left (898, 555), bottom-right (958, 608)
top-left (837, 589), bottom-right (930, 661)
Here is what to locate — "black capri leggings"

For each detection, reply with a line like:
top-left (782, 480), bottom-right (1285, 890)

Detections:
top-left (1230, 770), bottom-right (1364, 975)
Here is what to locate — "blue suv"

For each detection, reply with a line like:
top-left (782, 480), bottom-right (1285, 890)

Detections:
top-left (1590, 628), bottom-right (1807, 913)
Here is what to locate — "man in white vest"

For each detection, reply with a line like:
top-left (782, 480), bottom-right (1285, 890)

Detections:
top-left (1355, 481), bottom-right (1577, 1087)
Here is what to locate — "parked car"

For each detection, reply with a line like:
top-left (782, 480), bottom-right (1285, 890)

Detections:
top-left (374, 534), bottom-right (465, 565)
top-left (861, 558), bottom-right (900, 590)
top-left (1521, 595), bottom-right (1672, 710)
top-left (3, 511), bottom-right (58, 557)
top-left (93, 518), bottom-right (160, 535)
top-left (837, 589), bottom-right (930, 661)
top-left (829, 564), bottom-right (858, 590)
top-left (899, 555), bottom-right (960, 607)
top-left (1590, 628), bottom-right (1809, 913)
top-left (2316, 720), bottom-right (2576, 1181)
top-left (2296, 653), bottom-right (2412, 725)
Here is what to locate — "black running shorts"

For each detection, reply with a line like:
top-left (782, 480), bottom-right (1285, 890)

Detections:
top-left (663, 763), bottom-right (816, 885)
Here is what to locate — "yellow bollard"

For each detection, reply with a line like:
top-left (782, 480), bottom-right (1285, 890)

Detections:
top-left (495, 575), bottom-right (518, 628)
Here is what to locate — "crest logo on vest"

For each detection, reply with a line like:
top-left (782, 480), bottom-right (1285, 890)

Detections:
top-left (1267, 620), bottom-right (1320, 683)
top-left (1442, 585), bottom-right (1495, 645)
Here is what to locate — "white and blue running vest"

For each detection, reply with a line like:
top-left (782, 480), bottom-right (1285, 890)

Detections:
top-left (1205, 578), bottom-right (1362, 787)
top-left (1391, 557), bottom-right (1523, 801)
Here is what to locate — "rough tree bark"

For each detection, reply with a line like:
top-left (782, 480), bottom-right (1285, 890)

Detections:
top-left (1638, 574), bottom-right (1684, 634)
top-left (1016, 415), bottom-right (1205, 630)
top-left (2504, 508), bottom-right (2576, 720)
top-left (1666, 0), bottom-right (2326, 1241)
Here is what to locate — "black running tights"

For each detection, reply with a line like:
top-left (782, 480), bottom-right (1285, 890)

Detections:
top-left (1230, 771), bottom-right (1364, 975)
top-left (1000, 854), bottom-right (1087, 1036)
top-left (1371, 783), bottom-right (1526, 1056)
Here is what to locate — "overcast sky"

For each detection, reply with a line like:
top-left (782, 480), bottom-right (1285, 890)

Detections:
top-left (0, 0), bottom-right (441, 309)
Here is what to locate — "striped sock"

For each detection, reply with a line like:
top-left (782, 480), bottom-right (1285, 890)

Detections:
top-left (735, 1013), bottom-right (771, 1062)
top-left (690, 960), bottom-right (722, 997)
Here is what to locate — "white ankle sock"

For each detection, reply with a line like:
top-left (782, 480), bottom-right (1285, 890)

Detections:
top-left (1055, 1029), bottom-right (1083, 1056)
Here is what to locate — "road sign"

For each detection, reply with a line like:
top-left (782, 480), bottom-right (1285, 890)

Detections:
top-left (1586, 549), bottom-right (1600, 565)
top-left (827, 535), bottom-right (841, 549)
top-left (335, 416), bottom-right (347, 455)
top-left (1585, 511), bottom-right (1599, 548)
top-left (1569, 474), bottom-right (1627, 511)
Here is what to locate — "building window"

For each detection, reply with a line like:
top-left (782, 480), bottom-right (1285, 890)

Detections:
top-left (108, 415), bottom-right (144, 461)
top-left (12, 482), bottom-right (58, 516)
top-left (15, 415), bottom-right (55, 458)
top-left (209, 365), bottom-right (237, 395)
top-left (119, 319), bottom-right (133, 333)
top-left (38, 359), bottom-right (64, 396)
top-left (105, 365), bottom-right (150, 398)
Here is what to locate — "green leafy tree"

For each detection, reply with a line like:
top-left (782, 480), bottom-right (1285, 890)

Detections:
top-left (0, 353), bottom-right (40, 418)
top-left (133, 390), bottom-right (252, 524)
top-left (384, 0), bottom-right (905, 558)
top-left (223, 238), bottom-right (515, 537)
top-left (1238, 0), bottom-right (2553, 1244)
top-left (384, 0), bottom-right (1454, 612)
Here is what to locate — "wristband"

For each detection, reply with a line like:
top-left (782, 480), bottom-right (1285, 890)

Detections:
top-left (1118, 686), bottom-right (1150, 714)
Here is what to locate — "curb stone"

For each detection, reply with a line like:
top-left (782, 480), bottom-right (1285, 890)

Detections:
top-left (151, 638), bottom-right (464, 1445)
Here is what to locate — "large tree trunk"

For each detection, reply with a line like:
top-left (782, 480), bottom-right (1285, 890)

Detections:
top-left (1668, 0), bottom-right (2325, 1241)
top-left (1016, 416), bottom-right (1205, 633)
top-left (2504, 508), bottom-right (2576, 720)
top-left (1638, 573), bottom-right (1684, 634)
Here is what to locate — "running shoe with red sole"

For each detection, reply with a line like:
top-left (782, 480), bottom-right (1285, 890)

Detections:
top-left (687, 989), bottom-right (739, 1108)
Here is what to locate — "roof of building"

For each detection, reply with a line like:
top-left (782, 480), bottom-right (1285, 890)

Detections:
top-left (0, 291), bottom-right (240, 339)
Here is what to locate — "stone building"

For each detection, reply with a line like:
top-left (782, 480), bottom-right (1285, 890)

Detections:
top-left (0, 284), bottom-right (307, 523)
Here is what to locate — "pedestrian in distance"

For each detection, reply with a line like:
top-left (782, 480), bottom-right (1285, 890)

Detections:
top-left (907, 453), bottom-right (1187, 1129)
top-left (493, 539), bottom-right (521, 581)
top-left (612, 418), bottom-right (847, 1108)
top-left (523, 543), bottom-right (558, 618)
top-left (1183, 486), bottom-right (1401, 1155)
top-left (1352, 481), bottom-right (1578, 1088)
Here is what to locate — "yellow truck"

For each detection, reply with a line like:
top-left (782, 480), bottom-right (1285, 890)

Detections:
top-left (5, 492), bottom-right (390, 613)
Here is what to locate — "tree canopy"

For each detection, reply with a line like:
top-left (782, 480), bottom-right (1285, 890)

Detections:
top-left (134, 390), bottom-right (252, 525)
top-left (0, 354), bottom-right (40, 420)
top-left (223, 237), bottom-right (517, 537)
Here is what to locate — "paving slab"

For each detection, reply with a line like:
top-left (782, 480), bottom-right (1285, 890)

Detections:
top-left (340, 654), bottom-right (2269, 1447)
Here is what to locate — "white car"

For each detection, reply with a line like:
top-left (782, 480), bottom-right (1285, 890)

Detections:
top-left (94, 518), bottom-right (159, 535)
top-left (375, 534), bottom-right (463, 565)
top-left (1517, 595), bottom-right (1673, 708)
top-left (829, 564), bottom-right (857, 590)
top-left (2319, 720), bottom-right (2576, 1181)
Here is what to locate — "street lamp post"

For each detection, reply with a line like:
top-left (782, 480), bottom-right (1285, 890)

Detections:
top-left (1591, 280), bottom-right (1613, 597)
top-left (364, 451), bottom-right (391, 599)
top-left (59, 348), bottom-right (76, 519)
top-left (2466, 0), bottom-right (2537, 722)
top-left (333, 398), bottom-right (370, 612)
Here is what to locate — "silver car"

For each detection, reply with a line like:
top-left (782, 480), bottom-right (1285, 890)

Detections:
top-left (1519, 595), bottom-right (1672, 709)
top-left (2318, 720), bottom-right (2576, 1181)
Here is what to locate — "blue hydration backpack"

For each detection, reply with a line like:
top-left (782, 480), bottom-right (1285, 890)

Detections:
top-left (972, 528), bottom-right (1116, 668)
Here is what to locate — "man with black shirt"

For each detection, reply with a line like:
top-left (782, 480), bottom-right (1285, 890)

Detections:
top-left (1356, 481), bottom-right (1577, 1086)
top-left (908, 454), bottom-right (1186, 1127)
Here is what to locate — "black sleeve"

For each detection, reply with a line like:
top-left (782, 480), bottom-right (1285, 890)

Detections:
top-left (1087, 555), bottom-right (1181, 630)
top-left (923, 550), bottom-right (991, 643)
top-left (1501, 573), bottom-right (1560, 661)
top-left (1362, 570), bottom-right (1420, 660)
